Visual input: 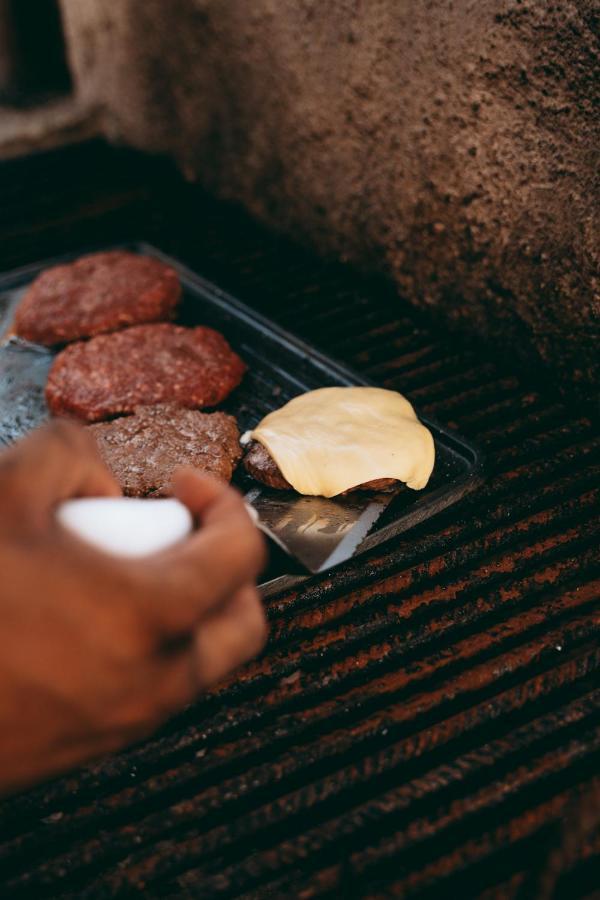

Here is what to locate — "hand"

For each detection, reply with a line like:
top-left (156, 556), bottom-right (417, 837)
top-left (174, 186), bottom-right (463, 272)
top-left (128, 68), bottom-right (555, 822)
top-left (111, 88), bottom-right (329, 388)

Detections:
top-left (0, 420), bottom-right (267, 794)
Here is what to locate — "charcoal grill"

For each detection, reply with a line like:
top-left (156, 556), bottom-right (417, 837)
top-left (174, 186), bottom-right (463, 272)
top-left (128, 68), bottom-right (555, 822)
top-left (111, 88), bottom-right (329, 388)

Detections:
top-left (0, 142), bottom-right (598, 899)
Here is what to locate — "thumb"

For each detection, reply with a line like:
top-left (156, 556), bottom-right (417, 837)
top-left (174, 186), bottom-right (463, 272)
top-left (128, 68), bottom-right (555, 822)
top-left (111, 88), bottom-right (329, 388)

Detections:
top-left (171, 468), bottom-right (233, 523)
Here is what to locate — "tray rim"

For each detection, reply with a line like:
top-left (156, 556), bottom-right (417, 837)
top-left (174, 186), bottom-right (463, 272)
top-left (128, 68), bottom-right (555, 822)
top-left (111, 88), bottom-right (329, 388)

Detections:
top-left (0, 240), bottom-right (485, 597)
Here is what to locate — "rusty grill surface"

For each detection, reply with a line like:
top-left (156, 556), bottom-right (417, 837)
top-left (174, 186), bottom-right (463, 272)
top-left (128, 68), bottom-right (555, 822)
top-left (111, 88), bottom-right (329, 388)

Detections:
top-left (0, 143), bottom-right (598, 899)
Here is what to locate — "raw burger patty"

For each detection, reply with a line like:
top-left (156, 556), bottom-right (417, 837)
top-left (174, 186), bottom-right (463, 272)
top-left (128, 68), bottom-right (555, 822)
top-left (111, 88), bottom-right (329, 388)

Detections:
top-left (46, 323), bottom-right (246, 422)
top-left (14, 251), bottom-right (181, 345)
top-left (243, 440), bottom-right (397, 493)
top-left (89, 404), bottom-right (242, 497)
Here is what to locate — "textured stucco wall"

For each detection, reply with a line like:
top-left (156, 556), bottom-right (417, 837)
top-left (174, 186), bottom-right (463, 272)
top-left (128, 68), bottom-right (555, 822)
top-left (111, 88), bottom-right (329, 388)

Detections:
top-left (59, 0), bottom-right (599, 395)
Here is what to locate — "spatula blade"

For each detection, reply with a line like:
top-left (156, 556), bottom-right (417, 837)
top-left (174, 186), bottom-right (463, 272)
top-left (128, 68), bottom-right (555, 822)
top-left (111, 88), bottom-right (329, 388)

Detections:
top-left (245, 486), bottom-right (399, 574)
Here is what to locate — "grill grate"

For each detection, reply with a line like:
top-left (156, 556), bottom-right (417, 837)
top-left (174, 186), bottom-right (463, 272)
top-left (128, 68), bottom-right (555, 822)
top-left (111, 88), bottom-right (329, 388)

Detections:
top-left (0, 141), bottom-right (598, 898)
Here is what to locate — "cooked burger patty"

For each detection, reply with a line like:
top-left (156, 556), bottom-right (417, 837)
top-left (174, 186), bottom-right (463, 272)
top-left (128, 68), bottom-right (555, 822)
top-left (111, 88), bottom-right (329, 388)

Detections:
top-left (243, 440), bottom-right (397, 494)
top-left (45, 323), bottom-right (246, 422)
top-left (14, 251), bottom-right (181, 346)
top-left (89, 404), bottom-right (242, 497)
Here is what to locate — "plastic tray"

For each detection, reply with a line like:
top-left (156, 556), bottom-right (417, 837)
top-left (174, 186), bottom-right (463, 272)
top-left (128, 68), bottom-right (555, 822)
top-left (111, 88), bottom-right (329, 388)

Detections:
top-left (0, 242), bottom-right (484, 595)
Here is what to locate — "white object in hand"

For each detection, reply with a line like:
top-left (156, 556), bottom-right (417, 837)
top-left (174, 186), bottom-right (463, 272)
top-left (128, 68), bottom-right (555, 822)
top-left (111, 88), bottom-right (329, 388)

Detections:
top-left (57, 497), bottom-right (194, 558)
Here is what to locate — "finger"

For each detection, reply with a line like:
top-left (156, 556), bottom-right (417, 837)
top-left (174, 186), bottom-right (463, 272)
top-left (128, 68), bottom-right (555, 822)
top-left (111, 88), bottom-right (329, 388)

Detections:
top-left (132, 471), bottom-right (266, 636)
top-left (108, 646), bottom-right (199, 734)
top-left (47, 469), bottom-right (266, 651)
top-left (153, 647), bottom-right (199, 714)
top-left (94, 590), bottom-right (265, 739)
top-left (0, 419), bottom-right (120, 530)
top-left (171, 467), bottom-right (230, 522)
top-left (194, 585), bottom-right (268, 689)
top-left (172, 469), bottom-right (266, 579)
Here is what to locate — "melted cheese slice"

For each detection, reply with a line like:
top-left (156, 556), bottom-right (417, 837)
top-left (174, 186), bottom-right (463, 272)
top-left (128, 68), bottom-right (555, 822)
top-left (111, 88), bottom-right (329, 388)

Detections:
top-left (250, 386), bottom-right (435, 497)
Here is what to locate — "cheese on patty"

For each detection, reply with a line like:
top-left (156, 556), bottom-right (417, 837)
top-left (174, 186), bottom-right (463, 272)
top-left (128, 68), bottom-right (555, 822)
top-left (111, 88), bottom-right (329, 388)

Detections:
top-left (250, 386), bottom-right (435, 497)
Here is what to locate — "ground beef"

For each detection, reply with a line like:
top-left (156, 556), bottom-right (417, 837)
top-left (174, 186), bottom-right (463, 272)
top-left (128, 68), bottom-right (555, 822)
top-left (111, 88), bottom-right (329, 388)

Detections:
top-left (89, 403), bottom-right (242, 496)
top-left (14, 251), bottom-right (181, 345)
top-left (243, 440), bottom-right (397, 494)
top-left (45, 322), bottom-right (246, 422)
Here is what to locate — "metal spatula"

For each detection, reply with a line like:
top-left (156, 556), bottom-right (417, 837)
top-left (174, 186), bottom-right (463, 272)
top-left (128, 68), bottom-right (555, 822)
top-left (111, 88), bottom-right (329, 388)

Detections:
top-left (245, 485), bottom-right (400, 574)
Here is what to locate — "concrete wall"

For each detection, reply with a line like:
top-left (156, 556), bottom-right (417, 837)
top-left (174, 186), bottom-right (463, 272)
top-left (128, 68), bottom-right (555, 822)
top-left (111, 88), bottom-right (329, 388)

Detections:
top-left (60, 0), bottom-right (599, 396)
